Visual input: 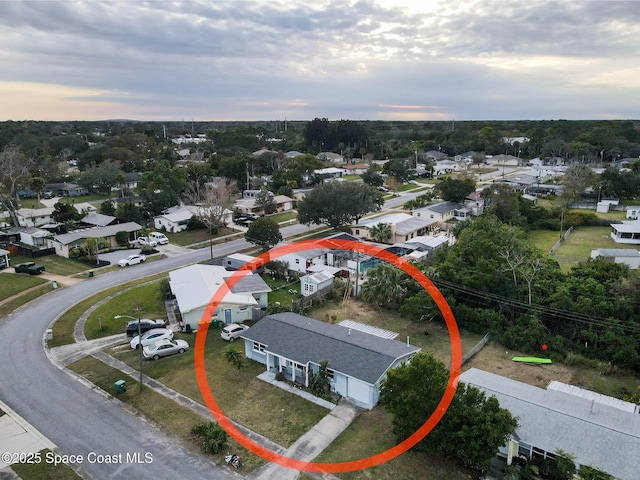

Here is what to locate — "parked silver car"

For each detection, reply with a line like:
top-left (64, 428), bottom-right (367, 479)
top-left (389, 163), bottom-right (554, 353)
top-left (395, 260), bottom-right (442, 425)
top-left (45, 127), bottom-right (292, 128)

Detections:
top-left (220, 323), bottom-right (250, 342)
top-left (130, 328), bottom-right (174, 349)
top-left (143, 339), bottom-right (189, 360)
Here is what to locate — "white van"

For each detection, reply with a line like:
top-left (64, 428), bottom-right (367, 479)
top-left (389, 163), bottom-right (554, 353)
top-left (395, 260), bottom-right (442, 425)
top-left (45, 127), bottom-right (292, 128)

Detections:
top-left (149, 232), bottom-right (169, 245)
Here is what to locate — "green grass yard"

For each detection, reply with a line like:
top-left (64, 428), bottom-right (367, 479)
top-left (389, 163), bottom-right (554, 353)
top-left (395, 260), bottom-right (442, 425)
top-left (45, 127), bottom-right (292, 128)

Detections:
top-left (8, 254), bottom-right (89, 276)
top-left (0, 273), bottom-right (48, 301)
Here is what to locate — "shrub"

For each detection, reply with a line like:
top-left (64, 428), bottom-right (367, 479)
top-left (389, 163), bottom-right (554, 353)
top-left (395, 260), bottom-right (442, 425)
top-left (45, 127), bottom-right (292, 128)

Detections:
top-left (191, 422), bottom-right (228, 454)
top-left (115, 231), bottom-right (129, 246)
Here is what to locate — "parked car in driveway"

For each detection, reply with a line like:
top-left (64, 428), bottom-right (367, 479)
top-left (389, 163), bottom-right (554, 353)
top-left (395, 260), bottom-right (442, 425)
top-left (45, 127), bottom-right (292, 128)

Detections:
top-left (221, 323), bottom-right (250, 342)
top-left (14, 262), bottom-right (46, 275)
top-left (129, 328), bottom-right (174, 349)
top-left (143, 339), bottom-right (189, 360)
top-left (137, 236), bottom-right (158, 247)
top-left (125, 318), bottom-right (166, 337)
top-left (118, 254), bottom-right (146, 267)
top-left (149, 232), bottom-right (169, 245)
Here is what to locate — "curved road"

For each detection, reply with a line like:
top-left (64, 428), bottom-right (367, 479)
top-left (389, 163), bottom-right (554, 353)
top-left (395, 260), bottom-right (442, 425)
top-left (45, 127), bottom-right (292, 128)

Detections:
top-left (0, 225), bottom-right (307, 479)
top-left (0, 206), bottom-right (416, 479)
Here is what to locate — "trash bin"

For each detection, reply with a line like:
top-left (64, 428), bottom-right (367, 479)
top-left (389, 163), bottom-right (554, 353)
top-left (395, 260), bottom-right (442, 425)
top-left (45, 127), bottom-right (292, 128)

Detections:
top-left (52, 280), bottom-right (58, 289)
top-left (46, 329), bottom-right (53, 340)
top-left (88, 270), bottom-right (94, 278)
top-left (218, 320), bottom-right (224, 328)
top-left (114, 380), bottom-right (126, 394)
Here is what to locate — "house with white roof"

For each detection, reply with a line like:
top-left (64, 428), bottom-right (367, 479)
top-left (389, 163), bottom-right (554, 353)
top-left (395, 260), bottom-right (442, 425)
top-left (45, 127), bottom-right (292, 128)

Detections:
top-left (241, 312), bottom-right (421, 409)
top-left (351, 213), bottom-right (437, 244)
top-left (169, 264), bottom-right (271, 330)
top-left (460, 368), bottom-right (640, 480)
top-left (454, 151), bottom-right (478, 163)
top-left (81, 212), bottom-right (117, 227)
top-left (300, 270), bottom-right (335, 297)
top-left (431, 160), bottom-right (461, 176)
top-left (48, 222), bottom-right (142, 258)
top-left (154, 204), bottom-right (233, 233)
top-left (610, 220), bottom-right (640, 244)
top-left (313, 167), bottom-right (347, 180)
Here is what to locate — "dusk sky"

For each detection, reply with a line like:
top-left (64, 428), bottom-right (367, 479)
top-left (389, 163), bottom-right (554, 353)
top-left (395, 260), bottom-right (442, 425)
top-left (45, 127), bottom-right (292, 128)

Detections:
top-left (1, 1), bottom-right (638, 122)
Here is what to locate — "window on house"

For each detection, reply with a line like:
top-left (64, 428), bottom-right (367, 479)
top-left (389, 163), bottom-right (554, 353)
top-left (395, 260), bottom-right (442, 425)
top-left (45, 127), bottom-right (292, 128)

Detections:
top-left (326, 368), bottom-right (335, 380)
top-left (253, 342), bottom-right (266, 353)
top-left (295, 259), bottom-right (300, 264)
top-left (239, 306), bottom-right (247, 311)
top-left (355, 229), bottom-right (360, 234)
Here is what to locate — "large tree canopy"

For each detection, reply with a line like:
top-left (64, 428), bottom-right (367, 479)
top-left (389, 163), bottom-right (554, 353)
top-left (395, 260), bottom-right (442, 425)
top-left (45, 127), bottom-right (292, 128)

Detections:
top-left (433, 177), bottom-right (476, 202)
top-left (297, 182), bottom-right (383, 229)
top-left (245, 217), bottom-right (282, 251)
top-left (381, 353), bottom-right (517, 478)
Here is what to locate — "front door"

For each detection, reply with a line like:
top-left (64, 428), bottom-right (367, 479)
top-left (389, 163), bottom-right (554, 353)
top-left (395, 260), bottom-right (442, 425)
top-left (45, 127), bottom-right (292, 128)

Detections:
top-left (224, 309), bottom-right (232, 324)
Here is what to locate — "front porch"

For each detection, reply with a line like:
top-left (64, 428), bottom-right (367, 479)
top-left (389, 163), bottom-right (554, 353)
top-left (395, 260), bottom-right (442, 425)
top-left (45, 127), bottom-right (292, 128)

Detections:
top-left (256, 370), bottom-right (336, 410)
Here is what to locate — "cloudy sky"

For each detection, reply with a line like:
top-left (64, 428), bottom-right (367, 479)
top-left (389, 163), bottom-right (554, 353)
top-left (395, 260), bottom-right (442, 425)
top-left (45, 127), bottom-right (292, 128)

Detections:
top-left (0, 0), bottom-right (638, 121)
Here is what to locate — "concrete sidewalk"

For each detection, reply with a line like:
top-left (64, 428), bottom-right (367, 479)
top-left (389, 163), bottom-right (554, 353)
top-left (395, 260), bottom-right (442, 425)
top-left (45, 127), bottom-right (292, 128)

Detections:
top-left (0, 399), bottom-right (56, 472)
top-left (246, 401), bottom-right (361, 480)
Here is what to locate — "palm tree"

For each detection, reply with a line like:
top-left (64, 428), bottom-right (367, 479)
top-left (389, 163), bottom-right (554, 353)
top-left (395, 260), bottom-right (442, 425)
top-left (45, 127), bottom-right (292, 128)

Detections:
top-left (369, 222), bottom-right (392, 244)
top-left (222, 345), bottom-right (246, 375)
top-left (361, 264), bottom-right (409, 308)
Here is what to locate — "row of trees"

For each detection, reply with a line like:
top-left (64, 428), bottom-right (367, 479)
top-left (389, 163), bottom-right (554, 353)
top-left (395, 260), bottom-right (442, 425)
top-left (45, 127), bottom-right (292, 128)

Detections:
top-left (363, 215), bottom-right (640, 370)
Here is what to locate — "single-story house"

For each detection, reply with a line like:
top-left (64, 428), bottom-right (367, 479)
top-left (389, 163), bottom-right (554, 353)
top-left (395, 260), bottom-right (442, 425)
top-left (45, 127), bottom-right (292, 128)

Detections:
top-left (169, 264), bottom-right (271, 330)
top-left (591, 248), bottom-right (640, 269)
top-left (313, 167), bottom-right (346, 180)
top-left (610, 220), bottom-right (640, 244)
top-left (111, 172), bottom-right (142, 193)
top-left (317, 152), bottom-right (344, 163)
top-left (432, 160), bottom-right (461, 176)
top-left (486, 154), bottom-right (520, 166)
top-left (626, 206), bottom-right (640, 220)
top-left (454, 151), bottom-right (478, 163)
top-left (460, 368), bottom-right (640, 480)
top-left (0, 248), bottom-right (10, 269)
top-left (19, 227), bottom-right (52, 247)
top-left (45, 182), bottom-right (88, 197)
top-left (342, 163), bottom-right (370, 175)
top-left (412, 202), bottom-right (468, 222)
top-left (351, 213), bottom-right (437, 244)
top-left (241, 312), bottom-right (421, 409)
top-left (425, 150), bottom-right (448, 161)
top-left (48, 222), bottom-right (142, 258)
top-left (285, 150), bottom-right (305, 158)
top-left (81, 212), bottom-right (117, 228)
top-left (300, 270), bottom-right (335, 297)
top-left (153, 204), bottom-right (233, 233)
top-left (233, 195), bottom-right (294, 215)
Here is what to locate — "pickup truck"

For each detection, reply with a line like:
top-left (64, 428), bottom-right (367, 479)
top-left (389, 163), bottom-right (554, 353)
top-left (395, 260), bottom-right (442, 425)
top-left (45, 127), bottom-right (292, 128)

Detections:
top-left (14, 262), bottom-right (46, 275)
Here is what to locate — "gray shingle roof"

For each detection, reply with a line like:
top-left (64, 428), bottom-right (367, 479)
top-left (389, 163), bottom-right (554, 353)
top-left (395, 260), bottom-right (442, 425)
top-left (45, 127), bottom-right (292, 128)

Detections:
top-left (460, 368), bottom-right (640, 480)
top-left (242, 312), bottom-right (420, 384)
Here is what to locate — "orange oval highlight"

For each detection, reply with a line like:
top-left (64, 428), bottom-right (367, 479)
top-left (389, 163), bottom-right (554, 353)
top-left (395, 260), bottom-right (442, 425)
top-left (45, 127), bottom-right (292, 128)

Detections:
top-left (194, 238), bottom-right (461, 473)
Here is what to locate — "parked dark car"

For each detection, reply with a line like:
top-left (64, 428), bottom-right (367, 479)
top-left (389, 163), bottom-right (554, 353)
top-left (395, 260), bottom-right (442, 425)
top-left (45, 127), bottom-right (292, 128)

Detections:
top-left (14, 262), bottom-right (45, 275)
top-left (125, 318), bottom-right (167, 337)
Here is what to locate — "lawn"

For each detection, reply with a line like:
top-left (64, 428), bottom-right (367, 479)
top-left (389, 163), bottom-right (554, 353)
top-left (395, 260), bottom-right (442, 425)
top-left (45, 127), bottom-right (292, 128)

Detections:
top-left (165, 227), bottom-right (240, 247)
top-left (68, 356), bottom-right (268, 472)
top-left (48, 272), bottom-right (168, 347)
top-left (57, 193), bottom-right (110, 204)
top-left (0, 282), bottom-right (53, 319)
top-left (312, 408), bottom-right (468, 480)
top-left (550, 225), bottom-right (637, 272)
top-left (85, 280), bottom-right (169, 339)
top-left (11, 449), bottom-right (81, 479)
top-left (263, 275), bottom-right (302, 308)
top-left (267, 211), bottom-right (298, 223)
top-left (9, 254), bottom-right (90, 276)
top-left (0, 273), bottom-right (48, 301)
top-left (526, 229), bottom-right (561, 254)
top-left (107, 329), bottom-right (329, 449)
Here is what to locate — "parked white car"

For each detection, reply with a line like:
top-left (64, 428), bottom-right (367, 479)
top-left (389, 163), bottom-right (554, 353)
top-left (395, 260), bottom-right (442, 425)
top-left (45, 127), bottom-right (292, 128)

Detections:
top-left (149, 232), bottom-right (169, 245)
top-left (221, 323), bottom-right (250, 342)
top-left (118, 254), bottom-right (146, 267)
top-left (130, 328), bottom-right (174, 349)
top-left (137, 236), bottom-right (158, 247)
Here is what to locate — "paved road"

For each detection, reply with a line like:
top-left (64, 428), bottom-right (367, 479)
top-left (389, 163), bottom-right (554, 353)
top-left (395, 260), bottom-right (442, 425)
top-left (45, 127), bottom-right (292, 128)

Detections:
top-left (0, 224), bottom-right (311, 479)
